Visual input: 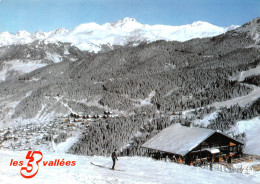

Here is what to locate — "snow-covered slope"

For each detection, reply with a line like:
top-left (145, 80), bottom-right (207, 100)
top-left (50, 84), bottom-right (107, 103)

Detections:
top-left (0, 151), bottom-right (259, 184)
top-left (227, 117), bottom-right (260, 155)
top-left (0, 41), bottom-right (87, 82)
top-left (0, 17), bottom-right (239, 52)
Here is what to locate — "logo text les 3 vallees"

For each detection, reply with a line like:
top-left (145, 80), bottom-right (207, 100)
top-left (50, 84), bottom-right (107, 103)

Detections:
top-left (10, 151), bottom-right (76, 178)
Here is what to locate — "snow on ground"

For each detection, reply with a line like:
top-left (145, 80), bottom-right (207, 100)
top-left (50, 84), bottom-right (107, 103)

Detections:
top-left (136, 91), bottom-right (156, 107)
top-left (227, 117), bottom-right (260, 155)
top-left (53, 136), bottom-right (80, 153)
top-left (0, 68), bottom-right (8, 81)
top-left (8, 60), bottom-right (47, 73)
top-left (233, 161), bottom-right (260, 171)
top-left (211, 85), bottom-right (260, 108)
top-left (0, 151), bottom-right (259, 184)
top-left (0, 60), bottom-right (47, 81)
top-left (46, 52), bottom-right (62, 63)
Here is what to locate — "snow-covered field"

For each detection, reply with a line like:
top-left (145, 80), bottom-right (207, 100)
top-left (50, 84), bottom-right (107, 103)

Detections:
top-left (0, 151), bottom-right (259, 184)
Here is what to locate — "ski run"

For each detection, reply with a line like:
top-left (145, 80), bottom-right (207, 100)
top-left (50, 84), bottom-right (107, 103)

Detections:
top-left (0, 151), bottom-right (259, 184)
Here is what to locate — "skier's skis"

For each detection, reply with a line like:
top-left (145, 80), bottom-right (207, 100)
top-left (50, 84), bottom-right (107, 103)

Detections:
top-left (90, 162), bottom-right (124, 172)
top-left (90, 162), bottom-right (108, 168)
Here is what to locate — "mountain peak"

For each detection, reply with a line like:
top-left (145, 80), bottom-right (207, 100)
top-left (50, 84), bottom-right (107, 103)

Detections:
top-left (190, 21), bottom-right (216, 27)
top-left (191, 21), bottom-right (209, 26)
top-left (16, 31), bottom-right (30, 37)
top-left (111, 17), bottom-right (138, 26)
top-left (53, 28), bottom-right (68, 34)
top-left (118, 17), bottom-right (137, 23)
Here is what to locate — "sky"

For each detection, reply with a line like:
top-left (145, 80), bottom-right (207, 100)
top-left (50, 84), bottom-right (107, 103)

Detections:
top-left (0, 0), bottom-right (259, 33)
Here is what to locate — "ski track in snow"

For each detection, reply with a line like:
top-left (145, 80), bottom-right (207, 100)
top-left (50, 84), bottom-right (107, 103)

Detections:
top-left (0, 151), bottom-right (259, 184)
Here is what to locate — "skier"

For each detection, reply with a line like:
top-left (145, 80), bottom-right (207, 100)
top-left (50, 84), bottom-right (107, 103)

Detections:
top-left (111, 149), bottom-right (118, 170)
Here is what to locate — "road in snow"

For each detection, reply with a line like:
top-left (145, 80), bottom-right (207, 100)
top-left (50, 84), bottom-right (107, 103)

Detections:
top-left (0, 151), bottom-right (259, 184)
top-left (238, 66), bottom-right (260, 82)
top-left (230, 65), bottom-right (260, 82)
top-left (212, 65), bottom-right (260, 109)
top-left (211, 84), bottom-right (260, 109)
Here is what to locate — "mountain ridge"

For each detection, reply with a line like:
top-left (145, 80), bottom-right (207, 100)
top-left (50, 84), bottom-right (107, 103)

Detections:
top-left (0, 17), bottom-right (239, 53)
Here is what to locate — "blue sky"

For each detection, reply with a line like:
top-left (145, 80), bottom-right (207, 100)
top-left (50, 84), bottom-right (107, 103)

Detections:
top-left (0, 0), bottom-right (259, 33)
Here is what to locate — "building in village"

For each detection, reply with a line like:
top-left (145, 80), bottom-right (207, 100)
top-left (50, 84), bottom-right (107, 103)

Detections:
top-left (142, 124), bottom-right (244, 165)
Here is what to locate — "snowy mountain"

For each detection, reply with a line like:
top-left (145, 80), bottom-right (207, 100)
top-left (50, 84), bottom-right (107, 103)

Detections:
top-left (0, 17), bottom-right (239, 52)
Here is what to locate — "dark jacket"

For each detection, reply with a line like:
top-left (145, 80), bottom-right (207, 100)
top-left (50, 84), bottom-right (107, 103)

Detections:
top-left (112, 151), bottom-right (117, 160)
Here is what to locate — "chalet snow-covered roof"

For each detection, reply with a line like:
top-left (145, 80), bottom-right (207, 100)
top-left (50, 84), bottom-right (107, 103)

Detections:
top-left (142, 124), bottom-right (217, 156)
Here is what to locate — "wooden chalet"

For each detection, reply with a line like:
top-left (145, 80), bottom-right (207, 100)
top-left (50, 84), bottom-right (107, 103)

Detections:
top-left (142, 124), bottom-right (244, 165)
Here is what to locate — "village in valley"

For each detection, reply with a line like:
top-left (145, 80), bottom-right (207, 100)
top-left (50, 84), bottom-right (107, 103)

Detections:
top-left (0, 111), bottom-right (117, 152)
top-left (1, 108), bottom-right (259, 174)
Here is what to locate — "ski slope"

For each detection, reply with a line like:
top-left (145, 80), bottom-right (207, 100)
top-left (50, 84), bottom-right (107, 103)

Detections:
top-left (0, 151), bottom-right (259, 184)
top-left (228, 117), bottom-right (260, 155)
